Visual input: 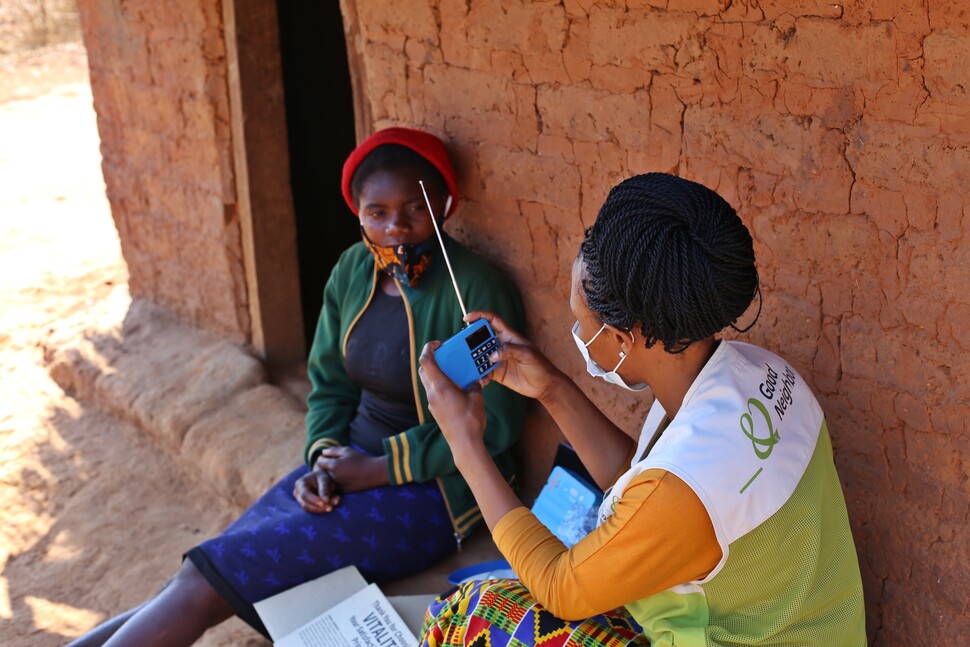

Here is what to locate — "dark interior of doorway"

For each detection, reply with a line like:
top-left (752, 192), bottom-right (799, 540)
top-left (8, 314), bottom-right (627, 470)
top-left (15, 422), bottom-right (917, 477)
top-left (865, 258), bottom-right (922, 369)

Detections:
top-left (277, 1), bottom-right (360, 352)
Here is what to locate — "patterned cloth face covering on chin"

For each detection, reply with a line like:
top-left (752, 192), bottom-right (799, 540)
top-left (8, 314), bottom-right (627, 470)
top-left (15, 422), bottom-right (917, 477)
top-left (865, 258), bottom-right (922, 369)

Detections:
top-left (361, 229), bottom-right (437, 288)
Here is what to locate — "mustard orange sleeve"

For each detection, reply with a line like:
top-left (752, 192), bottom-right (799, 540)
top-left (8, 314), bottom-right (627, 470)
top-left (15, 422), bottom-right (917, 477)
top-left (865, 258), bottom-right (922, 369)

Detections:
top-left (492, 469), bottom-right (721, 621)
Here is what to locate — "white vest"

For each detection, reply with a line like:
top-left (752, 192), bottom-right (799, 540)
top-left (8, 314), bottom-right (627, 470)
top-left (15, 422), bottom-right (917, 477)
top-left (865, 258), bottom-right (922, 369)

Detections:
top-left (597, 340), bottom-right (824, 578)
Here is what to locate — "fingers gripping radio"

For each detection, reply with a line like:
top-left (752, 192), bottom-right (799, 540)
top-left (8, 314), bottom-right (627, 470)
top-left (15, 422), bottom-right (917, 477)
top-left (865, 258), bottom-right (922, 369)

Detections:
top-left (419, 181), bottom-right (502, 390)
top-left (433, 318), bottom-right (500, 390)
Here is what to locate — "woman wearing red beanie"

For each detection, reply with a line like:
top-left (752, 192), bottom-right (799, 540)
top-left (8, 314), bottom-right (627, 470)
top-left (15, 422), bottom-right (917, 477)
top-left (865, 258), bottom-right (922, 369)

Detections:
top-left (69, 127), bottom-right (527, 647)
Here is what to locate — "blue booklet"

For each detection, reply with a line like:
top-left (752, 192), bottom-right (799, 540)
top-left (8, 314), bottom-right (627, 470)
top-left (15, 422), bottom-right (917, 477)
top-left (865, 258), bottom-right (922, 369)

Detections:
top-left (448, 465), bottom-right (602, 585)
top-left (530, 465), bottom-right (602, 548)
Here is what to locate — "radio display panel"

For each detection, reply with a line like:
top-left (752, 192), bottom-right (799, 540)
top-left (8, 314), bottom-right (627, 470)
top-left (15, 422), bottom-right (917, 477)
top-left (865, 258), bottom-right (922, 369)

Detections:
top-left (465, 325), bottom-right (491, 350)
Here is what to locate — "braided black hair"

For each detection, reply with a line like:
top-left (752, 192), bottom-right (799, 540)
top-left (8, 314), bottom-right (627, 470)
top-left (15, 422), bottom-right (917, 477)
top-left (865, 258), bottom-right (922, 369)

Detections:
top-left (350, 143), bottom-right (448, 205)
top-left (580, 172), bottom-right (760, 353)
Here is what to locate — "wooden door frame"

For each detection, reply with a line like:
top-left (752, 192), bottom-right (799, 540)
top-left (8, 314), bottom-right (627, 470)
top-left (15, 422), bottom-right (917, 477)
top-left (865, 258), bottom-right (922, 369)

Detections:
top-left (222, 0), bottom-right (305, 368)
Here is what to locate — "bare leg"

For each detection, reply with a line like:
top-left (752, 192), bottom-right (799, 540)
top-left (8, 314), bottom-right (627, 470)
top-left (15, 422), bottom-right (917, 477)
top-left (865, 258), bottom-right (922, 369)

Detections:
top-left (65, 604), bottom-right (144, 647)
top-left (92, 560), bottom-right (235, 647)
top-left (66, 577), bottom-right (178, 647)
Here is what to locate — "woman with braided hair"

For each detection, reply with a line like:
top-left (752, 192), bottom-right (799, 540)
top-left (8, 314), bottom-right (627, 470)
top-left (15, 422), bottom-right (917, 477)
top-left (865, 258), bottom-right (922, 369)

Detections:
top-left (418, 173), bottom-right (866, 646)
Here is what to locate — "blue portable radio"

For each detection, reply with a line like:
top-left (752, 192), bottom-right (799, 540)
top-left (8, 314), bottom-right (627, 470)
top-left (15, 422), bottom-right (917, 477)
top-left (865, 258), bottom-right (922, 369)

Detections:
top-left (434, 318), bottom-right (500, 390)
top-left (418, 182), bottom-right (502, 391)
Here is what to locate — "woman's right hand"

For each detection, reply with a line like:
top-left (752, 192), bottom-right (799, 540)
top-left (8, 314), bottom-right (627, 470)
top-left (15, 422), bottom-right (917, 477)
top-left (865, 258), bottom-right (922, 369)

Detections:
top-left (292, 468), bottom-right (340, 513)
top-left (466, 310), bottom-right (563, 402)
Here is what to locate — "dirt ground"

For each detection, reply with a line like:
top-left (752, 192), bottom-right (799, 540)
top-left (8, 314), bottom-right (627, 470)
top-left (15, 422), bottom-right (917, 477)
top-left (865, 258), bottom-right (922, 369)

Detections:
top-left (0, 43), bottom-right (269, 646)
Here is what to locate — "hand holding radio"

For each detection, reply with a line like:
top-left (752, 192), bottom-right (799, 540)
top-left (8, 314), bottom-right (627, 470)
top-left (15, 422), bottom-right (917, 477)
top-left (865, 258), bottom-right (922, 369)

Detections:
top-left (418, 340), bottom-right (489, 453)
top-left (461, 310), bottom-right (563, 403)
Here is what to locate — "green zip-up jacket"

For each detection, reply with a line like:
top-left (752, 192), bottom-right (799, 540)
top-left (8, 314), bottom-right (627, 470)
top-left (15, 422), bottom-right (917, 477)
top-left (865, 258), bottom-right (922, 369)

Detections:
top-left (303, 234), bottom-right (527, 540)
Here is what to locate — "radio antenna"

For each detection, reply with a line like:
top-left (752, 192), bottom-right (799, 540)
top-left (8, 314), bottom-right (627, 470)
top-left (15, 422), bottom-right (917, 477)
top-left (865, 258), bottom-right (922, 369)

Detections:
top-left (419, 180), bottom-right (467, 318)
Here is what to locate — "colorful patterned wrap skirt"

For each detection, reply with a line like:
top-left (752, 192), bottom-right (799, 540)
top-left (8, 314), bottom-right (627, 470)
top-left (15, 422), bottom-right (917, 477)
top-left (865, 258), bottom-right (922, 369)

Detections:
top-left (420, 579), bottom-right (650, 647)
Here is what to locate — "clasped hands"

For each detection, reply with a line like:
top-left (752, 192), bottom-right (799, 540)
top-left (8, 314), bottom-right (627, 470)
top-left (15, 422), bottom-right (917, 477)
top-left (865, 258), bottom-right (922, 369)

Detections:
top-left (292, 446), bottom-right (388, 514)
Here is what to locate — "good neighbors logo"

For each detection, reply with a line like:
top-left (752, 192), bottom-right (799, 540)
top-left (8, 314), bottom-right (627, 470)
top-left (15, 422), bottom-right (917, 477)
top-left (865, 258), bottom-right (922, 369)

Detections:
top-left (739, 362), bottom-right (796, 493)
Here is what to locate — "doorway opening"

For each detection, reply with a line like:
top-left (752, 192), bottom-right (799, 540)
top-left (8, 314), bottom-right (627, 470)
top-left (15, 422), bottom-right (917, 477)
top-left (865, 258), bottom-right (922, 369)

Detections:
top-left (277, 1), bottom-right (360, 350)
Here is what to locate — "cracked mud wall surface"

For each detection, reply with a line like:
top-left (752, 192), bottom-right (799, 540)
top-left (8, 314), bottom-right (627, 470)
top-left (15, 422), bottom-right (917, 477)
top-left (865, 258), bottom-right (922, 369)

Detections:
top-left (74, 0), bottom-right (968, 643)
top-left (75, 0), bottom-right (250, 343)
top-left (343, 1), bottom-right (969, 643)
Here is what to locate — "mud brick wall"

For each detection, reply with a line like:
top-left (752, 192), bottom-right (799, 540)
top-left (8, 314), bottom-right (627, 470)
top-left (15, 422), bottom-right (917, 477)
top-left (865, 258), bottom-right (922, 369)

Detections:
top-left (343, 1), bottom-right (969, 643)
top-left (76, 0), bottom-right (249, 342)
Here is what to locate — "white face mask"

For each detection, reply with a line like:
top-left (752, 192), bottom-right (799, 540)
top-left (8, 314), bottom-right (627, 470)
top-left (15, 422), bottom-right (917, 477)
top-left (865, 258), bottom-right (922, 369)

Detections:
top-left (571, 321), bottom-right (648, 392)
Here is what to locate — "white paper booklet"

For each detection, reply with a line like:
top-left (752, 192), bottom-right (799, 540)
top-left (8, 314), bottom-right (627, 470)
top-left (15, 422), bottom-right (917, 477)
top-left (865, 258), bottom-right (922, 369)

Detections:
top-left (254, 565), bottom-right (368, 641)
top-left (274, 583), bottom-right (416, 647)
top-left (254, 565), bottom-right (431, 646)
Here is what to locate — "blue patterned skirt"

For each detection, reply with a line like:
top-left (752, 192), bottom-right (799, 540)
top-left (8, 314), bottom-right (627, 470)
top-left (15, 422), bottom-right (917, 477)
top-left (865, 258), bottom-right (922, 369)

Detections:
top-left (186, 465), bottom-right (456, 635)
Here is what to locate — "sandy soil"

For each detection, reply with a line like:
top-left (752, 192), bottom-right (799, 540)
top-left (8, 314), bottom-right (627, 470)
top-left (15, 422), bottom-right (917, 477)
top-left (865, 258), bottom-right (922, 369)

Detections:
top-left (0, 43), bottom-right (268, 646)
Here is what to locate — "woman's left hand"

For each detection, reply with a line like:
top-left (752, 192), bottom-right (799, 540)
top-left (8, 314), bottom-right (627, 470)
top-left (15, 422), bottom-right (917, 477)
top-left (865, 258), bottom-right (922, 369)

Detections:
top-left (418, 341), bottom-right (488, 457)
top-left (315, 447), bottom-right (389, 492)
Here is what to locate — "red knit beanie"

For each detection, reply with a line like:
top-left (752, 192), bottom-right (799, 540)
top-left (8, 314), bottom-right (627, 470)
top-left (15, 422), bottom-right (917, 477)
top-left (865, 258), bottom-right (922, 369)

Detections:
top-left (341, 127), bottom-right (460, 219)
